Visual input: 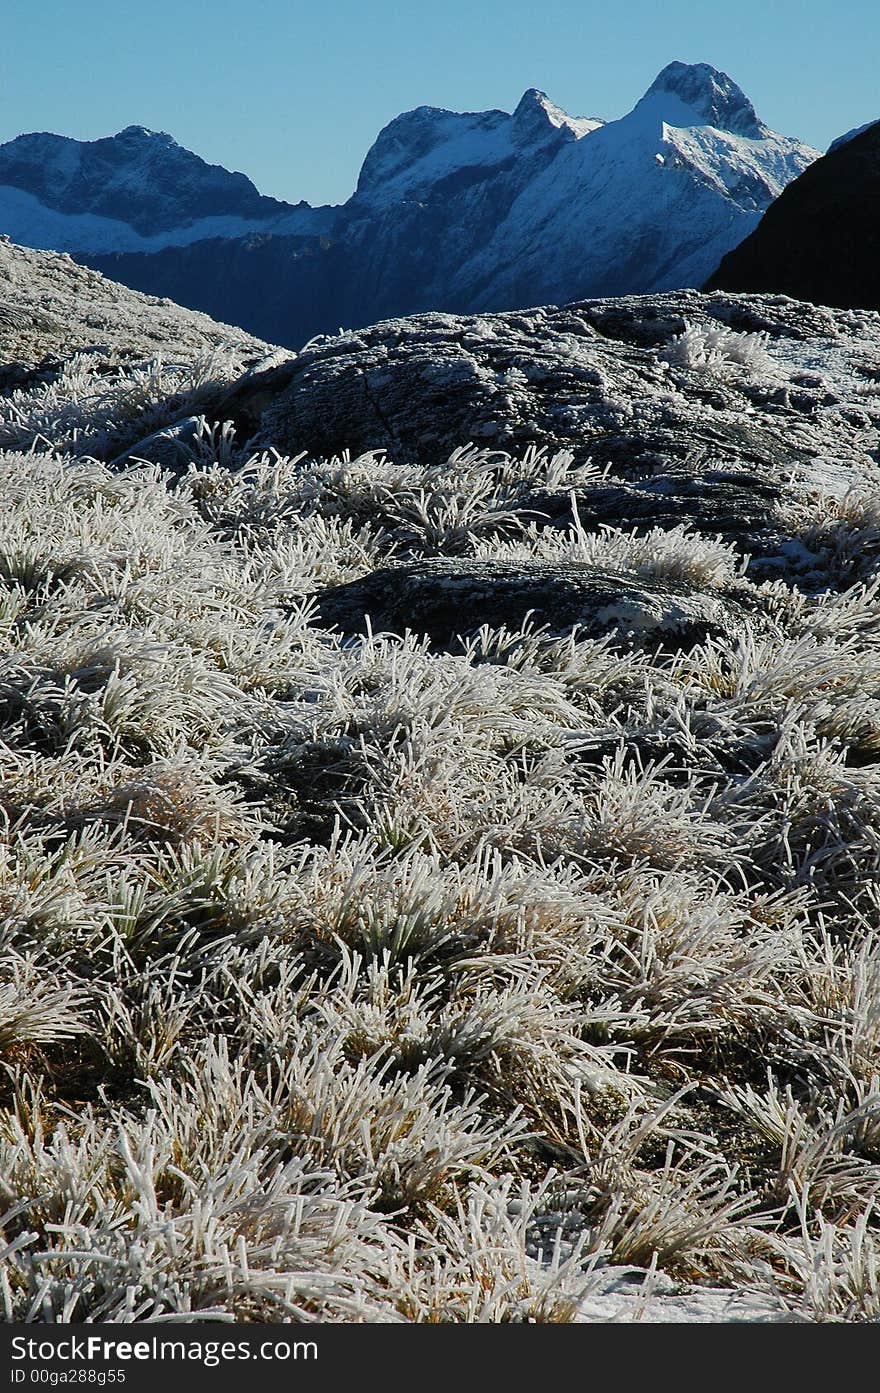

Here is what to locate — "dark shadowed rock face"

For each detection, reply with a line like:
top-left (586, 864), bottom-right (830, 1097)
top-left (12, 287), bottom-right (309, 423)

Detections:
top-left (706, 121), bottom-right (880, 311)
top-left (313, 558), bottom-right (758, 652)
top-left (521, 470), bottom-right (782, 546)
top-left (86, 233), bottom-right (355, 351)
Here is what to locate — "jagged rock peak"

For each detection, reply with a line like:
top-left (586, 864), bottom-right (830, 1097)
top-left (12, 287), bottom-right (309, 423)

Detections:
top-left (638, 61), bottom-right (764, 137)
top-left (114, 125), bottom-right (177, 144)
top-left (512, 88), bottom-right (602, 142)
top-left (355, 89), bottom-right (602, 199)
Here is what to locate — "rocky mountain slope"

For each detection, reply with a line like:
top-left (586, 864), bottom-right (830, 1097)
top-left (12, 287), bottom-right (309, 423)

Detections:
top-left (0, 235), bottom-right (272, 375)
top-left (707, 118), bottom-right (880, 311)
top-left (0, 235), bottom-right (281, 454)
top-left (5, 243), bottom-right (880, 1321)
top-left (0, 63), bottom-right (816, 346)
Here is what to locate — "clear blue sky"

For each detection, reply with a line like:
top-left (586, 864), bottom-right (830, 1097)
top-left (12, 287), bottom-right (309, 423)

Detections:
top-left (2, 0), bottom-right (877, 207)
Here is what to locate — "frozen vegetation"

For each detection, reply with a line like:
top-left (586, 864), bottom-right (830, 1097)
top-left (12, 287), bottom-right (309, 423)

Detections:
top-left (4, 242), bottom-right (880, 1321)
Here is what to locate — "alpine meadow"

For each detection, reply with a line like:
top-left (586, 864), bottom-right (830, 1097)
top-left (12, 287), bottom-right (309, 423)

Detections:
top-left (2, 20), bottom-right (880, 1328)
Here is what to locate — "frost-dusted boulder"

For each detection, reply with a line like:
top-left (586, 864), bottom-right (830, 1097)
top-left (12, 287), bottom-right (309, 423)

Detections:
top-left (247, 292), bottom-right (877, 481)
top-left (230, 289), bottom-right (880, 573)
top-left (495, 470), bottom-right (783, 550)
top-left (6, 239), bottom-right (880, 597)
top-left (312, 558), bottom-right (757, 651)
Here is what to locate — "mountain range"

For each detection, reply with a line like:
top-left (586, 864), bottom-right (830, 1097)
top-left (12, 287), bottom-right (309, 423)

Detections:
top-left (0, 62), bottom-right (817, 347)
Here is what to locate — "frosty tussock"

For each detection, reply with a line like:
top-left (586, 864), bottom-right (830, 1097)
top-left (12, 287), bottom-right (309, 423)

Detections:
top-left (4, 236), bottom-right (880, 1320)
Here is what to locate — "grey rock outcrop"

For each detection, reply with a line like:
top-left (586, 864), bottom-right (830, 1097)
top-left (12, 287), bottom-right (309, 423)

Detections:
top-left (249, 293), bottom-right (876, 477)
top-left (5, 241), bottom-right (880, 609)
top-left (218, 290), bottom-right (880, 577)
top-left (313, 558), bottom-right (757, 652)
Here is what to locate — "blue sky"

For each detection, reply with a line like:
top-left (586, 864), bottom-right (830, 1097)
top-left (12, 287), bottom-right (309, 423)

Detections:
top-left (2, 0), bottom-right (877, 206)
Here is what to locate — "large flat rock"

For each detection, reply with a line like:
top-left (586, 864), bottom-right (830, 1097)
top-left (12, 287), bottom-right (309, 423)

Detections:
top-left (243, 292), bottom-right (879, 479)
top-left (211, 289), bottom-right (880, 578)
top-left (312, 557), bottom-right (758, 651)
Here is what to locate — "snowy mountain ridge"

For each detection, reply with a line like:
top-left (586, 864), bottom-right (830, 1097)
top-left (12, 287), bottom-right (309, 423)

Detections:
top-left (446, 64), bottom-right (816, 311)
top-left (354, 88), bottom-right (604, 204)
top-left (0, 123), bottom-right (301, 236)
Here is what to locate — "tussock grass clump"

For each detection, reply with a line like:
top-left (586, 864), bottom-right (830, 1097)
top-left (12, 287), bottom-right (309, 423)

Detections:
top-left (661, 324), bottom-right (773, 375)
top-left (4, 349), bottom-right (880, 1321)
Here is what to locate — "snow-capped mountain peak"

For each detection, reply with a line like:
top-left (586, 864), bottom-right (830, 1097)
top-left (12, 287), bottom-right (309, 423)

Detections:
top-left (354, 90), bottom-right (602, 203)
top-left (115, 125), bottom-right (177, 145)
top-left (449, 63), bottom-right (817, 313)
top-left (634, 61), bottom-right (765, 137)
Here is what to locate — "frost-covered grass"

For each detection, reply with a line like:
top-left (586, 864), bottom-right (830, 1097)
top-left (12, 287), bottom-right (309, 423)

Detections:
top-left (661, 324), bottom-right (773, 374)
top-left (5, 352), bottom-right (880, 1321)
top-left (0, 350), bottom-right (246, 457)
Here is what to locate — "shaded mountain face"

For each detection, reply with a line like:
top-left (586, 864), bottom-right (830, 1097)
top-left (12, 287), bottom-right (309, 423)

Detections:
top-left (706, 120), bottom-right (880, 311)
top-left (0, 63), bottom-right (817, 346)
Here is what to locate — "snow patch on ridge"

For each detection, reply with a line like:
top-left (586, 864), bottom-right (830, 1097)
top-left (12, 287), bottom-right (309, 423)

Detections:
top-left (0, 184), bottom-right (333, 255)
